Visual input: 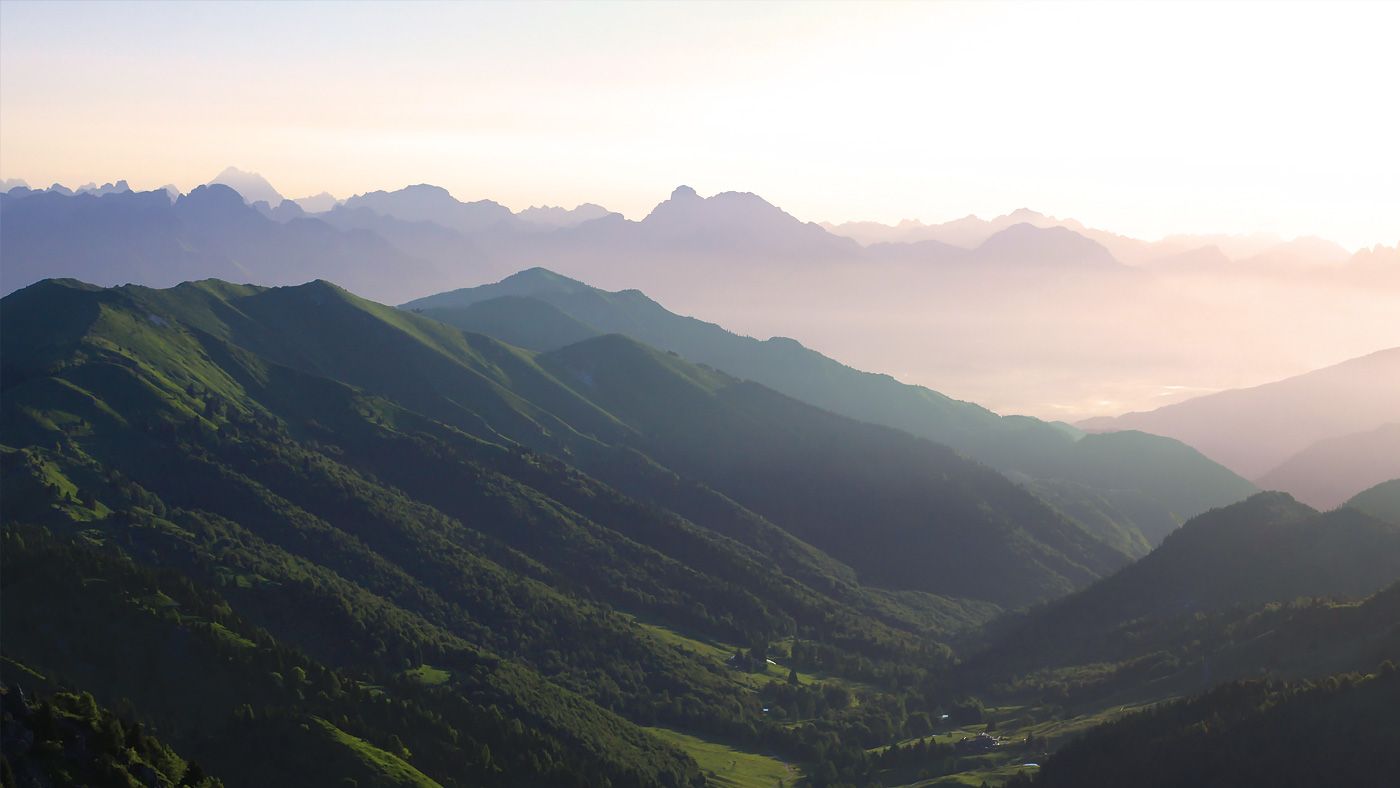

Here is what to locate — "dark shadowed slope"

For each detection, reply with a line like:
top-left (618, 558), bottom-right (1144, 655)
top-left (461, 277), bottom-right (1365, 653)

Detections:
top-left (537, 333), bottom-right (1128, 604)
top-left (404, 268), bottom-right (1255, 548)
top-left (1030, 667), bottom-right (1400, 788)
top-left (964, 492), bottom-right (1400, 701)
top-left (998, 493), bottom-right (1400, 639)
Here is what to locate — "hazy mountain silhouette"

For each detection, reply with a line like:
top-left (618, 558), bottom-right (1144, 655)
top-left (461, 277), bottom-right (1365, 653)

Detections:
top-left (1144, 244), bottom-right (1233, 270)
top-left (823, 207), bottom-right (1063, 248)
top-left (291, 191), bottom-right (340, 213)
top-left (851, 222), bottom-right (1129, 270)
top-left (313, 202), bottom-right (492, 276)
top-left (340, 184), bottom-right (517, 234)
top-left (7, 177), bottom-right (1393, 420)
top-left (966, 223), bottom-right (1121, 268)
top-left (252, 198), bottom-right (307, 222)
top-left (824, 209), bottom-right (1186, 265)
top-left (1080, 348), bottom-right (1400, 480)
top-left (1158, 231), bottom-right (1282, 261)
top-left (1241, 236), bottom-right (1353, 268)
top-left (824, 213), bottom-right (1375, 272)
top-left (1256, 424), bottom-right (1400, 508)
top-left (207, 165), bottom-right (285, 206)
top-left (0, 184), bottom-right (445, 302)
top-left (0, 177), bottom-right (30, 192)
top-left (517, 203), bottom-right (616, 227)
top-left (74, 179), bottom-right (132, 196)
top-left (1351, 243), bottom-right (1400, 266)
top-left (637, 185), bottom-right (861, 256)
top-left (1348, 243), bottom-right (1400, 282)
top-left (489, 185), bottom-right (862, 274)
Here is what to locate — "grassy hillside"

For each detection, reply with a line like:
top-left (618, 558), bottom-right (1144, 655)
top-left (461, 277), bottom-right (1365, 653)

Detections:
top-left (3, 277), bottom-right (1118, 785)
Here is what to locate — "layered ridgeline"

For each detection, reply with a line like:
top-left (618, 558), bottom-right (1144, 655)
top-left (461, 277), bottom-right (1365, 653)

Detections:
top-left (404, 268), bottom-right (1256, 552)
top-left (2, 277), bottom-right (1135, 786)
top-left (962, 492), bottom-right (1400, 707)
top-left (0, 185), bottom-right (450, 303)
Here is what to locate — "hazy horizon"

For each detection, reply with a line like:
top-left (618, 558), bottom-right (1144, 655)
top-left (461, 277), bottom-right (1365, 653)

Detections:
top-left (6, 171), bottom-right (1394, 258)
top-left (3, 1), bottom-right (1398, 249)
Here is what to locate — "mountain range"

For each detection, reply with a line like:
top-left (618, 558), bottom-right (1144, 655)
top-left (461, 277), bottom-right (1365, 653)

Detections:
top-left (6, 169), bottom-right (1397, 425)
top-left (5, 169), bottom-right (1395, 502)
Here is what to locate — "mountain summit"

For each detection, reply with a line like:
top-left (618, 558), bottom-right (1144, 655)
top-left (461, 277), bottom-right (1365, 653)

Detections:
top-left (207, 166), bottom-right (285, 206)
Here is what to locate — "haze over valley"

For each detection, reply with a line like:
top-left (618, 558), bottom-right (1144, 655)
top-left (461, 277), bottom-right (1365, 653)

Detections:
top-left (4, 174), bottom-right (1396, 424)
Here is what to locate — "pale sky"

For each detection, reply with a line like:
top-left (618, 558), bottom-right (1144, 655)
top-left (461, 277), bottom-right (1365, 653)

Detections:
top-left (2, 0), bottom-right (1397, 249)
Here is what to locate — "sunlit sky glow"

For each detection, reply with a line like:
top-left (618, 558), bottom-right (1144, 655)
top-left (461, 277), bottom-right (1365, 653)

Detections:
top-left (2, 0), bottom-right (1397, 249)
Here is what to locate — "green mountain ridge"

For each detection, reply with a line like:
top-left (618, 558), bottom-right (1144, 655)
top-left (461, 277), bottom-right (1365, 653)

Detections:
top-left (537, 333), bottom-right (1127, 603)
top-left (0, 275), bottom-right (1144, 786)
top-left (404, 268), bottom-right (1257, 550)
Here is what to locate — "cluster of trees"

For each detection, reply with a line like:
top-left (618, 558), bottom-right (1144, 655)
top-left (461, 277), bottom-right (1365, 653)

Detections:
top-left (1, 684), bottom-right (220, 788)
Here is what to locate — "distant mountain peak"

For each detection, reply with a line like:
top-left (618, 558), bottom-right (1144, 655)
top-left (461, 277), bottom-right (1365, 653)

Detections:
top-left (972, 222), bottom-right (1121, 267)
top-left (208, 166), bottom-right (284, 207)
top-left (179, 183), bottom-right (252, 209)
top-left (637, 185), bottom-right (852, 258)
top-left (503, 266), bottom-right (586, 288)
top-left (339, 183), bottom-right (515, 234)
top-left (291, 191), bottom-right (340, 213)
top-left (402, 183), bottom-right (453, 197)
top-left (516, 202), bottom-right (615, 228)
top-left (1004, 207), bottom-right (1048, 222)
